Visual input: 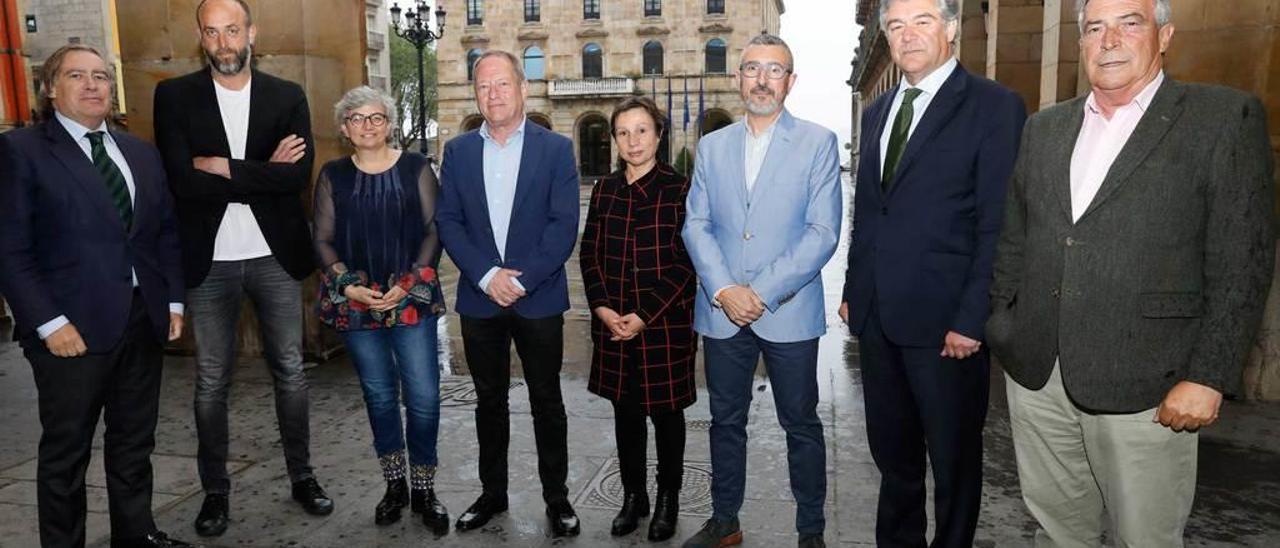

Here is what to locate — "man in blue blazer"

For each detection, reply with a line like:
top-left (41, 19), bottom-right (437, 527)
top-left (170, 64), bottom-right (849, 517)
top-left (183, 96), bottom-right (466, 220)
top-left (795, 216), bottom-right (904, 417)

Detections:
top-left (681, 35), bottom-right (842, 548)
top-left (840, 1), bottom-right (1025, 546)
top-left (436, 50), bottom-right (582, 537)
top-left (0, 45), bottom-right (190, 547)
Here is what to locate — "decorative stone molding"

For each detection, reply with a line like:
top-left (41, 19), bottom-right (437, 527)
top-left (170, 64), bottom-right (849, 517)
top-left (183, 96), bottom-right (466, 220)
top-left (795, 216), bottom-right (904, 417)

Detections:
top-left (699, 22), bottom-right (734, 34)
top-left (460, 34), bottom-right (490, 47)
top-left (576, 27), bottom-right (609, 39)
top-left (636, 25), bottom-right (671, 37)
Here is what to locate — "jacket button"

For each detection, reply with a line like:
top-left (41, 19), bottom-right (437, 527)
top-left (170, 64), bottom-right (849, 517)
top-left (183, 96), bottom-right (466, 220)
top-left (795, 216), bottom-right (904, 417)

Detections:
top-left (744, 232), bottom-right (753, 240)
top-left (632, 267), bottom-right (639, 274)
top-left (1065, 237), bottom-right (1076, 247)
top-left (1051, 288), bottom-right (1060, 298)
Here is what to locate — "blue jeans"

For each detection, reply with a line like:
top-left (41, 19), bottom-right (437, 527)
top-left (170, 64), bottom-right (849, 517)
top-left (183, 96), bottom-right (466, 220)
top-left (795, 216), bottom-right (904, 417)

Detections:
top-left (703, 327), bottom-right (826, 535)
top-left (341, 317), bottom-right (442, 466)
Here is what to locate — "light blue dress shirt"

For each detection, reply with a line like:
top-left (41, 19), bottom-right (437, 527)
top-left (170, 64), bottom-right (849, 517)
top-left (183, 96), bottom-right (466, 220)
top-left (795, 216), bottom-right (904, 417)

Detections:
top-left (37, 113), bottom-right (183, 340)
top-left (477, 117), bottom-right (528, 292)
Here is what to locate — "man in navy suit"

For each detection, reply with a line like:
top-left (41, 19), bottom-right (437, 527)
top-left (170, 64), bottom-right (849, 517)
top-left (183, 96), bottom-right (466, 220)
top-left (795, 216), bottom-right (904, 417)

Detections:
top-left (436, 50), bottom-right (582, 537)
top-left (840, 0), bottom-right (1026, 546)
top-left (0, 45), bottom-right (190, 548)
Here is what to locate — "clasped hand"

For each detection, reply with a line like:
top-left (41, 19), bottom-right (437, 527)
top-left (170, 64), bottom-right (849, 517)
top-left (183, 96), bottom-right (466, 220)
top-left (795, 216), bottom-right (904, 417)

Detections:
top-left (593, 307), bottom-right (646, 341)
top-left (719, 285), bottom-right (764, 326)
top-left (344, 284), bottom-right (408, 312)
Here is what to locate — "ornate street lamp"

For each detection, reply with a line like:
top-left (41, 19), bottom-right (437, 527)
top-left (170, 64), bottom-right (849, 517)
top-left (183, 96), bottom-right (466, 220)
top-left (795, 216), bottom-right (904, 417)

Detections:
top-left (390, 1), bottom-right (446, 155)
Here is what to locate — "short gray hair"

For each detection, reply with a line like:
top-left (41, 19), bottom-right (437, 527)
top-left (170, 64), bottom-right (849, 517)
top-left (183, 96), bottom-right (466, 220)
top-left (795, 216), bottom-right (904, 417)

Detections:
top-left (333, 85), bottom-right (398, 145)
top-left (1076, 0), bottom-right (1172, 32)
top-left (39, 44), bottom-right (114, 119)
top-left (742, 33), bottom-right (794, 70)
top-left (878, 0), bottom-right (960, 32)
top-left (471, 50), bottom-right (525, 83)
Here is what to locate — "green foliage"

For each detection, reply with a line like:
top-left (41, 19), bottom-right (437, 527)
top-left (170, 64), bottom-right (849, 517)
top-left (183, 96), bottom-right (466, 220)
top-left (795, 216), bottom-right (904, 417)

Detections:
top-left (389, 24), bottom-right (439, 149)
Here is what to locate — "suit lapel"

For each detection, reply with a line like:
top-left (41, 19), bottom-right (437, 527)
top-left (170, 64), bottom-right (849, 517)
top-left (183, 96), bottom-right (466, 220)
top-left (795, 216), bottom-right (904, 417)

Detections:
top-left (510, 123), bottom-right (542, 216)
top-left (747, 110), bottom-right (794, 206)
top-left (1051, 99), bottom-right (1086, 221)
top-left (887, 65), bottom-right (968, 196)
top-left (728, 123), bottom-right (748, 207)
top-left (246, 71), bottom-right (270, 159)
top-left (195, 70), bottom-right (234, 156)
top-left (115, 134), bottom-right (149, 236)
top-left (43, 122), bottom-right (126, 233)
top-left (1078, 79), bottom-right (1185, 221)
top-left (865, 94), bottom-right (893, 204)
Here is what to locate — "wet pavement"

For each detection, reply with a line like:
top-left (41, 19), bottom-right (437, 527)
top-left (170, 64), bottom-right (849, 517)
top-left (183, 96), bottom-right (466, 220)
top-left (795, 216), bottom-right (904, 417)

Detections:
top-left (0, 175), bottom-right (1278, 547)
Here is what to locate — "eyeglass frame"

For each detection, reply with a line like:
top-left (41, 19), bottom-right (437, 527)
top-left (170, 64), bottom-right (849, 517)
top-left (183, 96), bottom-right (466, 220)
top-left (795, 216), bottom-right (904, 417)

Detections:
top-left (738, 61), bottom-right (792, 80)
top-left (344, 112), bottom-right (390, 127)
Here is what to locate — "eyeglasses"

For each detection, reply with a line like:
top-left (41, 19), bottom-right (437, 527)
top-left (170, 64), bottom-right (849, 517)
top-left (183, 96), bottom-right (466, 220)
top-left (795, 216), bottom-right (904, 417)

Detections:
top-left (345, 113), bottom-right (389, 127)
top-left (739, 61), bottom-right (791, 80)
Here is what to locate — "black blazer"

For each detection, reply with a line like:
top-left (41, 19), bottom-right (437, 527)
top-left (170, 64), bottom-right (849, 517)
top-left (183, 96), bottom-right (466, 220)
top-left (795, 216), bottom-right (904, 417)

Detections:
top-left (0, 121), bottom-right (184, 351)
top-left (153, 68), bottom-right (314, 287)
top-left (987, 79), bottom-right (1275, 412)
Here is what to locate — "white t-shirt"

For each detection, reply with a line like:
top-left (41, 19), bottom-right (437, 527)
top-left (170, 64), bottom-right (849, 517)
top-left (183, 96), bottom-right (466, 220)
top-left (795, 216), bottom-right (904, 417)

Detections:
top-left (212, 77), bottom-right (273, 261)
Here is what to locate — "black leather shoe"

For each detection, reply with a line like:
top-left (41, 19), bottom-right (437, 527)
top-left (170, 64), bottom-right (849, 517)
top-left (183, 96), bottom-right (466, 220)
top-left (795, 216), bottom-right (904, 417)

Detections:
top-left (291, 478), bottom-right (335, 516)
top-left (193, 493), bottom-right (228, 537)
top-left (546, 499), bottom-right (581, 538)
top-left (375, 480), bottom-right (409, 525)
top-left (681, 517), bottom-right (742, 548)
top-left (113, 530), bottom-right (193, 547)
top-left (610, 492), bottom-right (650, 536)
top-left (418, 488), bottom-right (451, 535)
top-left (648, 489), bottom-right (679, 541)
top-left (454, 493), bottom-right (507, 531)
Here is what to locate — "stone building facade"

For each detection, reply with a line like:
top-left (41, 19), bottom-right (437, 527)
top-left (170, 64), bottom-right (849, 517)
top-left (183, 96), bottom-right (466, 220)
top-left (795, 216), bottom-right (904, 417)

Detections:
top-left (850, 0), bottom-right (1280, 399)
top-left (434, 0), bottom-right (785, 178)
top-left (365, 0), bottom-right (391, 93)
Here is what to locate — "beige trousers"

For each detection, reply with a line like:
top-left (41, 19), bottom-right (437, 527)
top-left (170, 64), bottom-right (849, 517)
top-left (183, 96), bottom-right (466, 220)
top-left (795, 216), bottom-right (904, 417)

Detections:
top-left (1005, 363), bottom-right (1198, 548)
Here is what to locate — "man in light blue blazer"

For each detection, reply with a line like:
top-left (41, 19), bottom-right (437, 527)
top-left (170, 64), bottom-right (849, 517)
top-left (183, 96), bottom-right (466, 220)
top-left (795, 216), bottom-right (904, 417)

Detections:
top-left (680, 34), bottom-right (842, 548)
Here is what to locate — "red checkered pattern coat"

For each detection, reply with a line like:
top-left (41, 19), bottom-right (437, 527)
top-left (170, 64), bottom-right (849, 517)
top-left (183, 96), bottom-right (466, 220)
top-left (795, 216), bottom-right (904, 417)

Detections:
top-left (580, 163), bottom-right (698, 413)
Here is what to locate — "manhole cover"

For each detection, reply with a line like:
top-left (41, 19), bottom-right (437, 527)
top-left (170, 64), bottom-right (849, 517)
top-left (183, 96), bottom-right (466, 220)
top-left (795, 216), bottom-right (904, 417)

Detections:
top-left (574, 457), bottom-right (713, 517)
top-left (439, 376), bottom-right (523, 407)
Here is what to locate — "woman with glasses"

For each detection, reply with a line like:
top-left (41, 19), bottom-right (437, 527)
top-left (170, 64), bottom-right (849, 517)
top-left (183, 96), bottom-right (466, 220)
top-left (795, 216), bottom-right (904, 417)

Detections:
top-left (312, 86), bottom-right (449, 532)
top-left (579, 96), bottom-right (697, 541)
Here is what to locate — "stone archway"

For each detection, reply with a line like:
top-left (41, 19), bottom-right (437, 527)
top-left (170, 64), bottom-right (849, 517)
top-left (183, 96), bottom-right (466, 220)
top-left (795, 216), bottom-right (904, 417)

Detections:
top-left (700, 109), bottom-right (733, 136)
top-left (461, 114), bottom-right (484, 133)
top-left (528, 113), bottom-right (553, 130)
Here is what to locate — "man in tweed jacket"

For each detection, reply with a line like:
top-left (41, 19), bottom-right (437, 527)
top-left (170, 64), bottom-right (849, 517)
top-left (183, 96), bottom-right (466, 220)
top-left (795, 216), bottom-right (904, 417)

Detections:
top-left (986, 0), bottom-right (1275, 545)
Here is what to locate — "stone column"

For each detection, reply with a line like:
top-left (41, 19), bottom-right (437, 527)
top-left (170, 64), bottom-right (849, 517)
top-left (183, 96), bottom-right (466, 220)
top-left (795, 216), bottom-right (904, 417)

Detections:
top-left (115, 0), bottom-right (368, 359)
top-left (985, 0), bottom-right (1044, 114)
top-left (1038, 0), bottom-right (1080, 109)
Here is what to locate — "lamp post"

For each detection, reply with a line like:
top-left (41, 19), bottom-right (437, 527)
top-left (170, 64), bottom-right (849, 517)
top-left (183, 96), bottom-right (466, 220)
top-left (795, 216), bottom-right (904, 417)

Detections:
top-left (390, 0), bottom-right (446, 155)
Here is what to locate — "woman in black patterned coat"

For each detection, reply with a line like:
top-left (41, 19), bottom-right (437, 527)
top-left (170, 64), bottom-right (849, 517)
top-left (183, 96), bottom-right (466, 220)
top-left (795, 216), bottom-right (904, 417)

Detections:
top-left (579, 96), bottom-right (698, 542)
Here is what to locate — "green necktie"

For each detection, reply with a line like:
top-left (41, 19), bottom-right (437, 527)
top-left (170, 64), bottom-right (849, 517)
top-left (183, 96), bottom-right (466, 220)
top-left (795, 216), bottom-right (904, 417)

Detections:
top-left (86, 131), bottom-right (133, 230)
top-left (882, 87), bottom-right (923, 192)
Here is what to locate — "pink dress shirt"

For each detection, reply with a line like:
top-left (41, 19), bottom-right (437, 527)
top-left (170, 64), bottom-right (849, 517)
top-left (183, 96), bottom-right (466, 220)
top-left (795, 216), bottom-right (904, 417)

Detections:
top-left (1069, 72), bottom-right (1166, 223)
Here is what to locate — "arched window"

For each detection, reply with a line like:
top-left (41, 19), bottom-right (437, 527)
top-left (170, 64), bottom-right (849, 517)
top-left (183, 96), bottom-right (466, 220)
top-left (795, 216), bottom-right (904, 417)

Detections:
top-left (642, 41), bottom-right (663, 76)
top-left (582, 43), bottom-right (603, 79)
top-left (467, 48), bottom-right (483, 81)
top-left (523, 46), bottom-right (546, 80)
top-left (705, 38), bottom-right (727, 74)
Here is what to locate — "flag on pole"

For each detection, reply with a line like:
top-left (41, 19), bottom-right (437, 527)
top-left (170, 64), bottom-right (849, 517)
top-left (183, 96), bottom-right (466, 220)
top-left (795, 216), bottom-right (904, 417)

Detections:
top-left (651, 76), bottom-right (657, 102)
top-left (682, 78), bottom-right (691, 132)
top-left (697, 76), bottom-right (705, 133)
top-left (666, 77), bottom-right (674, 134)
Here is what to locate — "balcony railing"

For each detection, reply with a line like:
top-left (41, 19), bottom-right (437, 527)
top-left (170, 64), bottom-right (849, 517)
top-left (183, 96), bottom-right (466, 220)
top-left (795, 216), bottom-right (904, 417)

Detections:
top-left (368, 30), bottom-right (386, 51)
top-left (548, 77), bottom-right (635, 98)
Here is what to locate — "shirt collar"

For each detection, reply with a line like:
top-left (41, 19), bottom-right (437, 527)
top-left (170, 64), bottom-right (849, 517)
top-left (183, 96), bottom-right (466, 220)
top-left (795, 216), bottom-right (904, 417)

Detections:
top-left (1085, 71), bottom-right (1165, 116)
top-left (55, 111), bottom-right (110, 143)
top-left (480, 116), bottom-right (528, 144)
top-left (898, 56), bottom-right (958, 99)
top-left (744, 113), bottom-right (781, 140)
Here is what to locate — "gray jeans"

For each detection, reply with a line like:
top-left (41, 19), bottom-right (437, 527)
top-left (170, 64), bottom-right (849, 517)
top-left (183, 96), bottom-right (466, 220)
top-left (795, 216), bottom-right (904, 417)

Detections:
top-left (189, 256), bottom-right (313, 494)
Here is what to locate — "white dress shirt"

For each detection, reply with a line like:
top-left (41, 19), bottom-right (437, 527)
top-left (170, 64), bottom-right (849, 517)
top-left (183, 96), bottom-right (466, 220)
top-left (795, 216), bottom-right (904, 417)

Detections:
top-left (879, 56), bottom-right (958, 178)
top-left (211, 76), bottom-right (273, 261)
top-left (38, 113), bottom-right (183, 340)
top-left (744, 117), bottom-right (778, 195)
top-left (477, 117), bottom-right (528, 293)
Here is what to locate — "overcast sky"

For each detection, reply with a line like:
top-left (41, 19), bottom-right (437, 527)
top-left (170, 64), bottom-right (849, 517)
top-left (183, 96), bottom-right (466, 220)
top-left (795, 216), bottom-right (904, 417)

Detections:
top-left (781, 2), bottom-right (862, 148)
